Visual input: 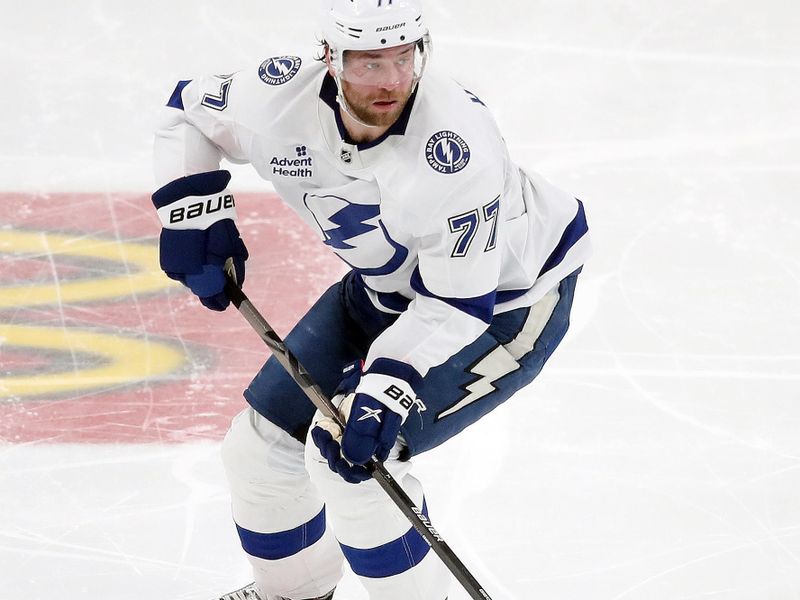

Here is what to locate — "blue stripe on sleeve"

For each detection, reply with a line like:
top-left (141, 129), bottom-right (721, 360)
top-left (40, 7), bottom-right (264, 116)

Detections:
top-left (340, 500), bottom-right (431, 578)
top-left (375, 290), bottom-right (412, 312)
top-left (538, 199), bottom-right (588, 278)
top-left (495, 287), bottom-right (531, 304)
top-left (367, 358), bottom-right (424, 389)
top-left (410, 267), bottom-right (496, 324)
top-left (166, 80), bottom-right (192, 110)
top-left (151, 170), bottom-right (231, 209)
top-left (235, 506), bottom-right (326, 560)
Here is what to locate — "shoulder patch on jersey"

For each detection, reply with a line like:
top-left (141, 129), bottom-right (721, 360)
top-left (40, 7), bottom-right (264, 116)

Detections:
top-left (258, 56), bottom-right (302, 86)
top-left (425, 131), bottom-right (471, 175)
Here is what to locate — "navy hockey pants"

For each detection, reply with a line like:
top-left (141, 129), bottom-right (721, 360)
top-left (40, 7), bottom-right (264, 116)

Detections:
top-left (244, 268), bottom-right (580, 457)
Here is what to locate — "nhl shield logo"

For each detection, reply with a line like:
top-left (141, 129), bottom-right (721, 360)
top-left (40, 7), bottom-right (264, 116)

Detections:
top-left (425, 131), bottom-right (471, 174)
top-left (258, 56), bottom-right (302, 86)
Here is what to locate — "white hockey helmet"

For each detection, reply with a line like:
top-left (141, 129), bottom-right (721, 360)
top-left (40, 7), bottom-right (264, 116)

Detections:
top-left (320, 0), bottom-right (432, 87)
top-left (322, 0), bottom-right (429, 51)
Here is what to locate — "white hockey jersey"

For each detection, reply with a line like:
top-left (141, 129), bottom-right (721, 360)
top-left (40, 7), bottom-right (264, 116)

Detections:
top-left (154, 55), bottom-right (590, 377)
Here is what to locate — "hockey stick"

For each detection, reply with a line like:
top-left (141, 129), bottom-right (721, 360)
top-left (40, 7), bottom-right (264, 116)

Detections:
top-left (223, 275), bottom-right (493, 600)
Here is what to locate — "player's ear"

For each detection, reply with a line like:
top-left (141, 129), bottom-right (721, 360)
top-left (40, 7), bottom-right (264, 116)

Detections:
top-left (324, 44), bottom-right (335, 77)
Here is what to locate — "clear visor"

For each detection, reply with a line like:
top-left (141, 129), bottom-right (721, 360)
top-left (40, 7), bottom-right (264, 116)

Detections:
top-left (338, 41), bottom-right (427, 87)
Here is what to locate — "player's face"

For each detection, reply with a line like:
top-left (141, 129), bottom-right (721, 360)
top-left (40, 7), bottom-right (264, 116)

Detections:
top-left (338, 44), bottom-right (417, 127)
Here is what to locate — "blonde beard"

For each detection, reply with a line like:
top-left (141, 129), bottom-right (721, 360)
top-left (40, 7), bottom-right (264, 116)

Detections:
top-left (340, 81), bottom-right (412, 128)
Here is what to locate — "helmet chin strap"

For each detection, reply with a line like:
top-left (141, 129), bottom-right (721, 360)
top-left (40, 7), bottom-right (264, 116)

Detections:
top-left (333, 73), bottom-right (381, 130)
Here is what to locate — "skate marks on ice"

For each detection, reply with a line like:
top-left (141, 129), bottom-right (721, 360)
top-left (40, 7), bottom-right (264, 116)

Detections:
top-left (0, 192), bottom-right (344, 443)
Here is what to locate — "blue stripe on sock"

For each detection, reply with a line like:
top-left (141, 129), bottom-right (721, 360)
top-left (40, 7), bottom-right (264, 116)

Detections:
top-left (340, 501), bottom-right (431, 578)
top-left (236, 506), bottom-right (326, 560)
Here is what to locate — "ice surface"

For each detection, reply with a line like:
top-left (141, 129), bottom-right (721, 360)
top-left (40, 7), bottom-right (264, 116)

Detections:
top-left (1, 1), bottom-right (799, 599)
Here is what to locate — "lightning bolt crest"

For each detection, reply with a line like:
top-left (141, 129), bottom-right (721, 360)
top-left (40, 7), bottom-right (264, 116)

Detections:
top-left (439, 140), bottom-right (455, 166)
top-left (272, 59), bottom-right (291, 76)
top-left (323, 202), bottom-right (380, 250)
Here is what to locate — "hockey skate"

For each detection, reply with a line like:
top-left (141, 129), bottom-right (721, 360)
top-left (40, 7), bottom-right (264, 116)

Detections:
top-left (215, 582), bottom-right (335, 600)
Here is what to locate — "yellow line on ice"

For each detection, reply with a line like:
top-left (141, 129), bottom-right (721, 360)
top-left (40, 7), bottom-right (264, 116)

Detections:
top-left (0, 324), bottom-right (186, 397)
top-left (0, 230), bottom-right (177, 309)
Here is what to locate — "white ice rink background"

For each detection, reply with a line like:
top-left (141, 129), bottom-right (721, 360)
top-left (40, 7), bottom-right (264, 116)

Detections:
top-left (2, 1), bottom-right (799, 599)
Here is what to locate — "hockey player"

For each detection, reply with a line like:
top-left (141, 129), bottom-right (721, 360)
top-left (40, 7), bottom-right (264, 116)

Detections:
top-left (152, 1), bottom-right (590, 599)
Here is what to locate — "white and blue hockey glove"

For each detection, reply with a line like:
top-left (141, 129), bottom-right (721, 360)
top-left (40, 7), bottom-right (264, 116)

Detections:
top-left (311, 359), bottom-right (424, 484)
top-left (152, 170), bottom-right (248, 311)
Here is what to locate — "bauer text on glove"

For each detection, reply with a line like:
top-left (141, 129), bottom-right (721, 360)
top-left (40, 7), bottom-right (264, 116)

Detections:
top-left (151, 170), bottom-right (248, 311)
top-left (311, 359), bottom-right (426, 483)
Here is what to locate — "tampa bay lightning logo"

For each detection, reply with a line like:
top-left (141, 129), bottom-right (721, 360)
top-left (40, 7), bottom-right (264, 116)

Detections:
top-left (304, 193), bottom-right (408, 276)
top-left (258, 56), bottom-right (302, 86)
top-left (425, 131), bottom-right (471, 174)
